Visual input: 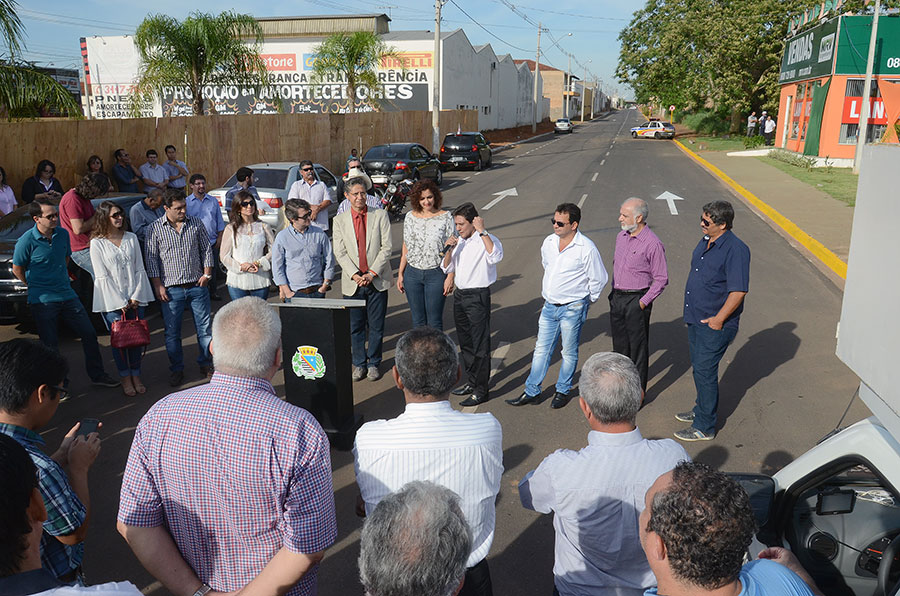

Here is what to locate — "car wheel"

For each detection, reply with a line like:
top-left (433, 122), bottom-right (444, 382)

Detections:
top-left (632, 131), bottom-right (638, 138)
top-left (475, 157), bottom-right (483, 172)
top-left (655, 131), bottom-right (661, 139)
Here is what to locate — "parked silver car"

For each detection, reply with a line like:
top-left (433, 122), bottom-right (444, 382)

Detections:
top-left (208, 162), bottom-right (339, 232)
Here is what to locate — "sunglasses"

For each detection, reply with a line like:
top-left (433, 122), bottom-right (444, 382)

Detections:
top-left (551, 218), bottom-right (568, 227)
top-left (240, 201), bottom-right (255, 207)
top-left (39, 213), bottom-right (59, 220)
top-left (700, 217), bottom-right (714, 226)
top-left (110, 212), bottom-right (124, 218)
top-left (295, 213), bottom-right (311, 221)
top-left (301, 167), bottom-right (314, 172)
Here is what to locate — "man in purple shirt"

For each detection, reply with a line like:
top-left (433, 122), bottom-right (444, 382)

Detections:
top-left (675, 201), bottom-right (750, 441)
top-left (610, 198), bottom-right (668, 393)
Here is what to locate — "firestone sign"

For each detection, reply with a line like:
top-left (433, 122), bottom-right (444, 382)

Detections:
top-left (779, 19), bottom-right (837, 84)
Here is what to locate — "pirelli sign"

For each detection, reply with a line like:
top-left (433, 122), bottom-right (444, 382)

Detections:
top-left (381, 52), bottom-right (433, 69)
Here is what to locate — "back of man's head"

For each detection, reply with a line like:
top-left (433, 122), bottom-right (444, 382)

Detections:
top-left (359, 481), bottom-right (471, 596)
top-left (0, 433), bottom-right (39, 576)
top-left (211, 297), bottom-right (281, 378)
top-left (394, 327), bottom-right (458, 398)
top-left (579, 352), bottom-right (642, 425)
top-left (0, 339), bottom-right (68, 415)
top-left (236, 167), bottom-right (254, 183)
top-left (646, 461), bottom-right (756, 590)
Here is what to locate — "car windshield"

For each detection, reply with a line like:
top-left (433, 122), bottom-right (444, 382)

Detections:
top-left (443, 135), bottom-right (476, 148)
top-left (365, 146), bottom-right (407, 160)
top-left (557, 119), bottom-right (570, 123)
top-left (662, 122), bottom-right (674, 127)
top-left (0, 210), bottom-right (35, 241)
top-left (223, 168), bottom-right (290, 190)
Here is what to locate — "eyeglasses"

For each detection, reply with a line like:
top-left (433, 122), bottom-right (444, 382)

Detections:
top-left (39, 213), bottom-right (59, 220)
top-left (551, 218), bottom-right (568, 227)
top-left (51, 385), bottom-right (69, 401)
top-left (240, 201), bottom-right (255, 207)
top-left (301, 167), bottom-right (314, 172)
top-left (700, 217), bottom-right (713, 226)
top-left (294, 213), bottom-right (311, 221)
top-left (110, 212), bottom-right (124, 219)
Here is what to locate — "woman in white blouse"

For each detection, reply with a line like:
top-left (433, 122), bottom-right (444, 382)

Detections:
top-left (0, 166), bottom-right (17, 215)
top-left (89, 200), bottom-right (155, 396)
top-left (221, 190), bottom-right (275, 300)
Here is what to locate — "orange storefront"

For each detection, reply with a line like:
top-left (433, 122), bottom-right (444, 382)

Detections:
top-left (776, 15), bottom-right (900, 160)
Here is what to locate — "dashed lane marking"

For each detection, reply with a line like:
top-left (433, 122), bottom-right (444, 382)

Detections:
top-left (577, 193), bottom-right (588, 208)
top-left (591, 172), bottom-right (598, 182)
top-left (600, 159), bottom-right (605, 166)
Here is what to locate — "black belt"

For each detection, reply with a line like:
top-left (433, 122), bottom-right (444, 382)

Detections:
top-left (613, 288), bottom-right (648, 295)
top-left (169, 281), bottom-right (200, 289)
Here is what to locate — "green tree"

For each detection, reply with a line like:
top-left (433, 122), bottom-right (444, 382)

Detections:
top-left (310, 31), bottom-right (401, 113)
top-left (0, 0), bottom-right (80, 119)
top-left (133, 10), bottom-right (269, 116)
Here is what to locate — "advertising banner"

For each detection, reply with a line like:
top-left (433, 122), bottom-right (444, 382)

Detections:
top-left (779, 18), bottom-right (838, 84)
top-left (834, 16), bottom-right (900, 77)
top-left (841, 97), bottom-right (888, 125)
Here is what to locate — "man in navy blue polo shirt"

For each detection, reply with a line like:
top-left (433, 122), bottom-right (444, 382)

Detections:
top-left (674, 201), bottom-right (750, 441)
top-left (12, 199), bottom-right (118, 389)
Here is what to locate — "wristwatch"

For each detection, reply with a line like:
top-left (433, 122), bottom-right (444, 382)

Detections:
top-left (479, 230), bottom-right (489, 237)
top-left (201, 273), bottom-right (212, 280)
top-left (191, 584), bottom-right (211, 596)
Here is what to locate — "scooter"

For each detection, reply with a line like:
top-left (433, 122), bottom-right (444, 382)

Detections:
top-left (381, 178), bottom-right (414, 219)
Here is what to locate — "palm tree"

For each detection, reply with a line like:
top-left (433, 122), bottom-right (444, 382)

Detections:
top-left (310, 31), bottom-right (401, 113)
top-left (133, 11), bottom-right (269, 116)
top-left (0, 0), bottom-right (80, 118)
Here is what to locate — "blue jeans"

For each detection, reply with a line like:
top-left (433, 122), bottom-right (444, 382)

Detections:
top-left (102, 307), bottom-right (146, 376)
top-left (227, 286), bottom-right (270, 301)
top-left (404, 266), bottom-right (447, 330)
top-left (30, 298), bottom-right (106, 381)
top-left (525, 298), bottom-right (590, 396)
top-left (160, 285), bottom-right (212, 372)
top-left (348, 285), bottom-right (387, 368)
top-left (688, 323), bottom-right (738, 435)
top-left (70, 248), bottom-right (94, 278)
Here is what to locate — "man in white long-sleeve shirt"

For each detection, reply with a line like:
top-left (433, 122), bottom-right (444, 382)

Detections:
top-left (440, 202), bottom-right (503, 406)
top-left (354, 327), bottom-right (503, 596)
top-left (508, 202), bottom-right (608, 410)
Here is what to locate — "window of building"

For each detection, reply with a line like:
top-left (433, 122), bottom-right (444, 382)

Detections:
top-left (838, 78), bottom-right (898, 144)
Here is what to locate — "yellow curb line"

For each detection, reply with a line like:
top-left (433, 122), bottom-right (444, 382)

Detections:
top-left (673, 139), bottom-right (847, 280)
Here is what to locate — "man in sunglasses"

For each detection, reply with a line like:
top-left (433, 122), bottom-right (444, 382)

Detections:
top-left (288, 160), bottom-right (333, 232)
top-left (675, 201), bottom-right (750, 441)
top-left (507, 203), bottom-right (607, 409)
top-left (273, 199), bottom-right (334, 301)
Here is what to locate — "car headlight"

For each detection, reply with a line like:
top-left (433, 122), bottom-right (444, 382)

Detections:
top-left (388, 184), bottom-right (397, 193)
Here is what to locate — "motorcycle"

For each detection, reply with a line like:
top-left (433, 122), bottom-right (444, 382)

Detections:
top-left (381, 178), bottom-right (414, 219)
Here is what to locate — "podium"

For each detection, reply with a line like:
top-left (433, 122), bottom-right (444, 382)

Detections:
top-left (274, 297), bottom-right (366, 450)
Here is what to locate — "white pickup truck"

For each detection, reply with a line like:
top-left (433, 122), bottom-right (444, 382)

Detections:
top-left (737, 145), bottom-right (900, 596)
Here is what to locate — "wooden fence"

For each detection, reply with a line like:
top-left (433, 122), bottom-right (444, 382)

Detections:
top-left (0, 109), bottom-right (477, 195)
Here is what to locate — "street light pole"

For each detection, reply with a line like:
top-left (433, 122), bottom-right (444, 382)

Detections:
top-left (580, 60), bottom-right (591, 123)
top-left (564, 53), bottom-right (571, 119)
top-left (853, 0), bottom-right (881, 174)
top-left (532, 22), bottom-right (542, 133)
top-left (432, 0), bottom-right (443, 155)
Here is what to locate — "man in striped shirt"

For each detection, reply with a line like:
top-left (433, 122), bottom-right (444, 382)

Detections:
top-left (610, 198), bottom-right (668, 393)
top-left (354, 327), bottom-right (503, 596)
top-left (145, 191), bottom-right (214, 387)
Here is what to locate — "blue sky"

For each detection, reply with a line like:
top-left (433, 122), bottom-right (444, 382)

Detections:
top-left (19, 0), bottom-right (637, 99)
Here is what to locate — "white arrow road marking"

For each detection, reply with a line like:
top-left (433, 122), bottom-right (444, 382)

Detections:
top-left (578, 193), bottom-right (588, 208)
top-left (655, 191), bottom-right (685, 215)
top-left (483, 187), bottom-right (518, 211)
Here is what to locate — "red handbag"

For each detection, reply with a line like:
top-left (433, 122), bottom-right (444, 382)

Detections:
top-left (110, 309), bottom-right (150, 349)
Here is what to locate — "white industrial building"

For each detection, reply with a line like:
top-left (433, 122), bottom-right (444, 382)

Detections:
top-left (80, 14), bottom-right (549, 131)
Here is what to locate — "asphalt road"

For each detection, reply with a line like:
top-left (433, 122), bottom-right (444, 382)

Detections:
top-left (3, 108), bottom-right (868, 595)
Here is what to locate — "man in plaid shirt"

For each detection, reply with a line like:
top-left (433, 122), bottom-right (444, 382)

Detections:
top-left (0, 339), bottom-right (102, 583)
top-left (118, 297), bottom-right (337, 596)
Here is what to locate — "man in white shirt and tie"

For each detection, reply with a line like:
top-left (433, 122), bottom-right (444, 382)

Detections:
top-left (441, 202), bottom-right (503, 406)
top-left (354, 327), bottom-right (503, 596)
top-left (508, 203), bottom-right (608, 409)
top-left (287, 160), bottom-right (333, 231)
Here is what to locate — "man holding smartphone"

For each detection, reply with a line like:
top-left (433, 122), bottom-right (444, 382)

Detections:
top-left (0, 339), bottom-right (101, 584)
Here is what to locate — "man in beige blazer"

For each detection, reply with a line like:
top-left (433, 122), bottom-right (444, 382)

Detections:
top-left (333, 177), bottom-right (393, 381)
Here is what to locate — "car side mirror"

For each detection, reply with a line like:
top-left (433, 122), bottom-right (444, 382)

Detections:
top-left (728, 473), bottom-right (775, 527)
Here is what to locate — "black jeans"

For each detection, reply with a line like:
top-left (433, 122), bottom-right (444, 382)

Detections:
top-left (459, 558), bottom-right (493, 596)
top-left (609, 289), bottom-right (653, 391)
top-left (453, 287), bottom-right (492, 398)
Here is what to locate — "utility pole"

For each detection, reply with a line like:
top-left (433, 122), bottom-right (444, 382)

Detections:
top-left (580, 60), bottom-right (590, 123)
top-left (532, 22), bottom-right (542, 133)
top-left (853, 0), bottom-right (881, 174)
top-left (432, 0), bottom-right (443, 154)
top-left (564, 53), bottom-right (571, 119)
top-left (590, 76), bottom-right (597, 119)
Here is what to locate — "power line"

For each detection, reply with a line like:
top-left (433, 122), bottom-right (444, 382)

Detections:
top-left (446, 0), bottom-right (531, 52)
top-left (19, 8), bottom-right (136, 31)
top-left (490, 0), bottom-right (628, 21)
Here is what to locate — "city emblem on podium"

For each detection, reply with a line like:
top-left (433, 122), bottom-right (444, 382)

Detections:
top-left (292, 345), bottom-right (326, 380)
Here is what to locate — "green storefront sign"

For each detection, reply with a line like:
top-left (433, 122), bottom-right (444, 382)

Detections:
top-left (834, 16), bottom-right (900, 76)
top-left (779, 19), bottom-right (839, 84)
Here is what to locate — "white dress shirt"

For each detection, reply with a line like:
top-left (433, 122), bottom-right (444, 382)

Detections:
top-left (354, 400), bottom-right (503, 567)
top-left (89, 233), bottom-right (155, 312)
top-left (287, 179), bottom-right (333, 230)
top-left (440, 232), bottom-right (503, 289)
top-left (541, 231), bottom-right (608, 304)
top-left (519, 428), bottom-right (689, 596)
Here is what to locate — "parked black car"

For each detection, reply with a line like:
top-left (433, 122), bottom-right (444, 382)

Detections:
top-left (440, 132), bottom-right (493, 171)
top-left (362, 143), bottom-right (443, 189)
top-left (0, 192), bottom-right (146, 318)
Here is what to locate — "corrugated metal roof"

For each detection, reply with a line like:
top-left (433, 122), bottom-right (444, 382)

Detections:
top-left (253, 14), bottom-right (391, 38)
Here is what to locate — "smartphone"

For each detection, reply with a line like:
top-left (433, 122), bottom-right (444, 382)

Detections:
top-left (76, 418), bottom-right (100, 437)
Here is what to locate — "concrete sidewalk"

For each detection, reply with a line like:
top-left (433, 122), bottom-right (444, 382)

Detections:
top-left (682, 147), bottom-right (855, 287)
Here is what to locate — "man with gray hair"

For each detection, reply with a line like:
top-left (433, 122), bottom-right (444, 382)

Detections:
top-left (611, 197), bottom-right (668, 392)
top-left (519, 352), bottom-right (688, 596)
top-left (118, 297), bottom-right (337, 596)
top-left (359, 481), bottom-right (472, 596)
top-left (354, 327), bottom-right (503, 596)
